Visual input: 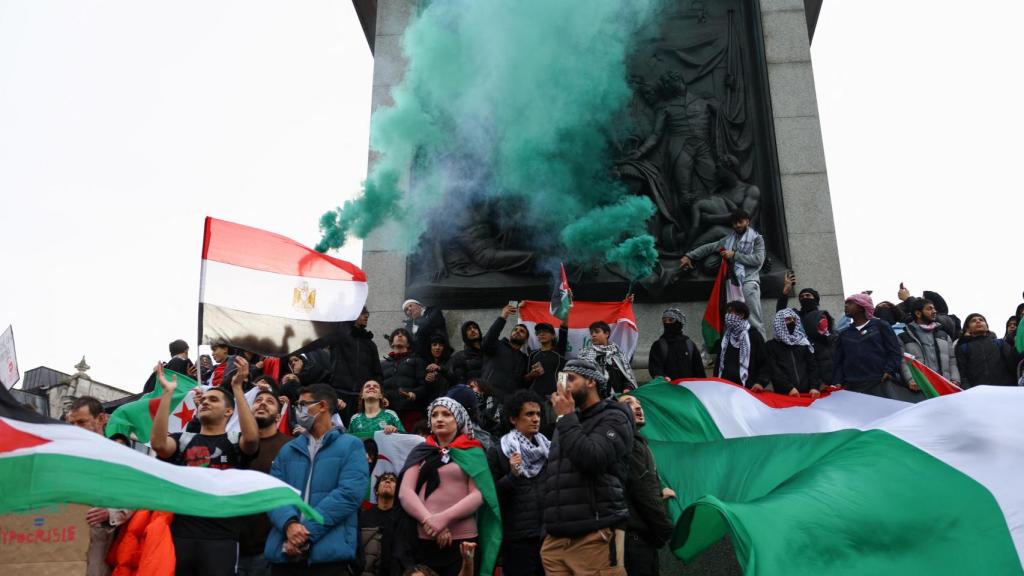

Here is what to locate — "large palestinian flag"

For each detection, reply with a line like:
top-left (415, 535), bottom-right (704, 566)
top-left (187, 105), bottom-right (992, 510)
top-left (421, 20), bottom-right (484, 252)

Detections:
top-left (518, 299), bottom-right (637, 360)
top-left (201, 217), bottom-right (368, 357)
top-left (0, 385), bottom-right (320, 521)
top-left (630, 378), bottom-right (1024, 575)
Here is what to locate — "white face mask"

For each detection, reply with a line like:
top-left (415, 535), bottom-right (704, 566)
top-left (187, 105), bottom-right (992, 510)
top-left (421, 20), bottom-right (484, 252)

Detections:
top-left (294, 403), bottom-right (320, 431)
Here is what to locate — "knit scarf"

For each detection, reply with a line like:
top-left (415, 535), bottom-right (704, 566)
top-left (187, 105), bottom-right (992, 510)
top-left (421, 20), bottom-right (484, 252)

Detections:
top-left (499, 431), bottom-right (550, 479)
top-left (719, 313), bottom-right (752, 385)
top-left (772, 309), bottom-right (814, 352)
top-left (723, 227), bottom-right (760, 286)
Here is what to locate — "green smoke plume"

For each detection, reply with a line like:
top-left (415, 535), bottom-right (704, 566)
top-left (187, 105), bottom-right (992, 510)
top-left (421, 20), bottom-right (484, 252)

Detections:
top-left (318, 0), bottom-right (663, 279)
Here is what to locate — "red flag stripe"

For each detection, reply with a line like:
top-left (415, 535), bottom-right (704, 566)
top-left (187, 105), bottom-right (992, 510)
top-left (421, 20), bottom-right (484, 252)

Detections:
top-left (518, 300), bottom-right (636, 329)
top-left (0, 417), bottom-right (51, 453)
top-left (202, 217), bottom-right (366, 281)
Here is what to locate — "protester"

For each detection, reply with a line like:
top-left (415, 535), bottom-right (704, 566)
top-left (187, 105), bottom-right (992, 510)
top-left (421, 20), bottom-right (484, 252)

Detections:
top-left (150, 358), bottom-right (259, 576)
top-left (349, 380), bottom-right (405, 440)
top-left (481, 304), bottom-right (530, 401)
top-left (404, 299), bottom-right (450, 360)
top-left (715, 301), bottom-right (769, 391)
top-left (398, 397), bottom-right (485, 576)
top-left (681, 209), bottom-right (766, 335)
top-left (445, 384), bottom-right (494, 451)
top-left (382, 327), bottom-right (428, 431)
top-left (324, 307), bottom-right (384, 420)
top-left (579, 321), bottom-right (637, 395)
top-left (873, 301), bottom-right (906, 335)
top-left (66, 396), bottom-right (133, 576)
top-left (238, 391), bottom-right (292, 576)
top-left (541, 359), bottom-right (633, 575)
top-left (766, 308), bottom-right (821, 396)
top-left (618, 394), bottom-right (673, 576)
top-left (1005, 316), bottom-right (1019, 346)
top-left (266, 384), bottom-right (369, 575)
top-left (466, 377), bottom-right (501, 438)
top-left (833, 294), bottom-right (904, 399)
top-left (199, 354), bottom-right (213, 386)
top-left (648, 308), bottom-right (705, 381)
top-left (143, 339), bottom-right (196, 393)
top-left (210, 342), bottom-right (238, 387)
top-left (448, 321), bottom-right (485, 385)
top-left (360, 472), bottom-right (400, 576)
top-left (525, 321), bottom-right (569, 397)
top-left (426, 334), bottom-right (455, 398)
top-left (287, 352), bottom-right (330, 386)
top-left (777, 272), bottom-right (836, 385)
top-left (955, 313), bottom-right (1019, 387)
top-left (899, 298), bottom-right (960, 390)
top-left (488, 391), bottom-right (549, 576)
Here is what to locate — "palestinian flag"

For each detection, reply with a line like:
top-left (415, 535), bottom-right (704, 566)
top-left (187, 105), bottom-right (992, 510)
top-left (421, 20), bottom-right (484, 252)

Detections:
top-left (0, 384), bottom-right (321, 521)
top-left (903, 353), bottom-right (962, 398)
top-left (518, 299), bottom-right (637, 360)
top-left (403, 435), bottom-right (502, 575)
top-left (201, 217), bottom-right (368, 357)
top-left (701, 262), bottom-right (728, 350)
top-left (629, 378), bottom-right (1024, 575)
top-left (549, 263), bottom-right (572, 322)
top-left (106, 370), bottom-right (199, 443)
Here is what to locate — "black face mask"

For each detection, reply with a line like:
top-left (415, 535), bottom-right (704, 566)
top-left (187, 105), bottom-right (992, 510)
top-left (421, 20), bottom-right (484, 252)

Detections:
top-left (663, 322), bottom-right (683, 336)
top-left (798, 298), bottom-right (819, 314)
top-left (875, 307), bottom-right (897, 325)
top-left (787, 323), bottom-right (797, 335)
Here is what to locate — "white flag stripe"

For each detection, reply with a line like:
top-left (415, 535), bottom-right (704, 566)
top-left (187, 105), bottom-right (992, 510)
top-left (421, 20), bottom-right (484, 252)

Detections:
top-left (200, 259), bottom-right (367, 322)
top-left (871, 387), bottom-right (1024, 559)
top-left (679, 380), bottom-right (910, 438)
top-left (1, 417), bottom-right (298, 498)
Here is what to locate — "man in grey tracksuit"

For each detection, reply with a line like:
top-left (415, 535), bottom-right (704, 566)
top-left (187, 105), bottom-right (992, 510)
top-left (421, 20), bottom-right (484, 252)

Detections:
top-left (681, 209), bottom-right (767, 336)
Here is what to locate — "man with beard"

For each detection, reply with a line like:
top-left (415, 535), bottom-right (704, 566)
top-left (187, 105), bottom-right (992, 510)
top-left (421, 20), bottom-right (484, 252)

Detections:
top-left (681, 209), bottom-right (767, 336)
top-left (481, 304), bottom-right (530, 402)
top-left (448, 321), bottom-right (485, 385)
top-left (150, 357), bottom-right (260, 576)
top-left (238, 391), bottom-right (292, 576)
top-left (899, 298), bottom-right (960, 391)
top-left (618, 394), bottom-right (673, 576)
top-left (776, 271), bottom-right (836, 386)
top-left (542, 360), bottom-right (633, 575)
top-left (359, 472), bottom-right (399, 576)
top-left (648, 308), bottom-right (705, 381)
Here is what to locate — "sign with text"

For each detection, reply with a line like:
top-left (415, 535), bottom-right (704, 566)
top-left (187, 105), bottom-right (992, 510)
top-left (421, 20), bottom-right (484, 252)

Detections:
top-left (0, 325), bottom-right (18, 389)
top-left (0, 503), bottom-right (89, 575)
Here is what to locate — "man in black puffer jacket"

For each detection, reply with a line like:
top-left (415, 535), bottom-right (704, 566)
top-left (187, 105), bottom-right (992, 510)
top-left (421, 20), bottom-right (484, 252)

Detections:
top-left (542, 359), bottom-right (633, 576)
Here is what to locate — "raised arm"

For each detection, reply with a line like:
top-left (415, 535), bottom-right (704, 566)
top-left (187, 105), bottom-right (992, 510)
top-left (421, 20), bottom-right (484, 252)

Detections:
top-left (149, 363), bottom-right (179, 459)
top-left (230, 357), bottom-right (260, 455)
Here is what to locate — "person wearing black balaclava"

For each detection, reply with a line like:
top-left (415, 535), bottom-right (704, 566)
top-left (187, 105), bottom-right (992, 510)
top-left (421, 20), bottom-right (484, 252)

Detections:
top-left (777, 271), bottom-right (836, 385)
top-left (648, 308), bottom-right (705, 381)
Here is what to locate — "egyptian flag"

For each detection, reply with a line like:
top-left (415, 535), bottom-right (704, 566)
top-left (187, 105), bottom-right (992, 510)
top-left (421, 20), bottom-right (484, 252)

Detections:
top-left (200, 217), bottom-right (368, 357)
top-left (631, 378), bottom-right (1024, 575)
top-left (397, 435), bottom-right (502, 575)
top-left (903, 353), bottom-right (963, 398)
top-left (549, 263), bottom-right (572, 322)
top-left (700, 262), bottom-right (728, 350)
top-left (0, 384), bottom-right (321, 520)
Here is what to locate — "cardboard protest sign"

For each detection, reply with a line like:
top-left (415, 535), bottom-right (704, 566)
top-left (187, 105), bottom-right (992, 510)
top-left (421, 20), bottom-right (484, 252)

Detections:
top-left (0, 503), bottom-right (89, 575)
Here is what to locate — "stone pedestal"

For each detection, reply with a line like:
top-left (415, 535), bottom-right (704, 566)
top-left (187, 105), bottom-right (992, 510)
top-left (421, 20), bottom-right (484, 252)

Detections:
top-left (361, 0), bottom-right (842, 368)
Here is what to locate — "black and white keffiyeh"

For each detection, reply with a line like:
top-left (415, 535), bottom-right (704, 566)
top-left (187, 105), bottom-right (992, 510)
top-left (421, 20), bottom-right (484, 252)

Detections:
top-left (427, 396), bottom-right (472, 439)
top-left (719, 313), bottom-right (752, 384)
top-left (772, 308), bottom-right (814, 352)
top-left (499, 431), bottom-right (550, 478)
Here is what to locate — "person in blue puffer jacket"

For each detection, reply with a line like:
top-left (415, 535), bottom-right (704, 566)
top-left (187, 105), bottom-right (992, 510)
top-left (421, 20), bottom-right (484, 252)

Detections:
top-left (266, 384), bottom-right (368, 575)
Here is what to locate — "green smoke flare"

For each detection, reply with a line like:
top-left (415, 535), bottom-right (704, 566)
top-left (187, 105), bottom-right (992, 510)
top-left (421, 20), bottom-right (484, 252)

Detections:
top-left (318, 0), bottom-right (663, 279)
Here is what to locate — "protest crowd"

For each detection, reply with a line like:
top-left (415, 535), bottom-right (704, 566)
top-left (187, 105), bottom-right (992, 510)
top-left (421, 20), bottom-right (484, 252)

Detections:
top-left (60, 212), bottom-right (1024, 576)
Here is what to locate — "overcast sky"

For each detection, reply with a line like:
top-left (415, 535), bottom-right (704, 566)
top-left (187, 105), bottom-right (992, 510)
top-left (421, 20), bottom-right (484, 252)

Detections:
top-left (1, 1), bottom-right (1021, 392)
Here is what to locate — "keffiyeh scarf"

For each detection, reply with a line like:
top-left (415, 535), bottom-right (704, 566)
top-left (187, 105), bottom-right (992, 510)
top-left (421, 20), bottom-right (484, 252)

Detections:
top-left (499, 431), bottom-right (550, 478)
top-left (579, 342), bottom-right (637, 390)
top-left (724, 227), bottom-right (761, 286)
top-left (773, 309), bottom-right (814, 352)
top-left (719, 313), bottom-right (752, 384)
